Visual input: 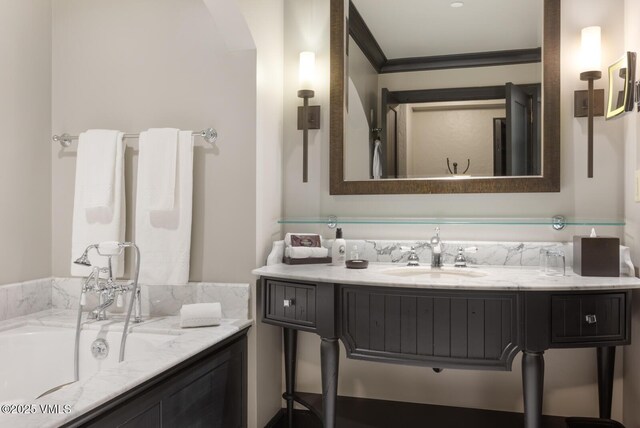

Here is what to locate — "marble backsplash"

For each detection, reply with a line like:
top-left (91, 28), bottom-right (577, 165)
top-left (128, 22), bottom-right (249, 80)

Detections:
top-left (0, 278), bottom-right (250, 322)
top-left (0, 278), bottom-right (52, 322)
top-left (343, 240), bottom-right (571, 267)
top-left (52, 278), bottom-right (250, 319)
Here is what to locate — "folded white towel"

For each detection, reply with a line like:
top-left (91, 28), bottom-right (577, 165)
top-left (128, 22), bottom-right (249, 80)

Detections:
top-left (137, 128), bottom-right (179, 211)
top-left (136, 130), bottom-right (194, 285)
top-left (285, 246), bottom-right (329, 259)
top-left (71, 130), bottom-right (125, 277)
top-left (180, 303), bottom-right (222, 328)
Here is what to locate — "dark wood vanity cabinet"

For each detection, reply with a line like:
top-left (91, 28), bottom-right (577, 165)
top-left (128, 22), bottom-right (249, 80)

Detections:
top-left (64, 329), bottom-right (248, 428)
top-left (340, 286), bottom-right (520, 370)
top-left (261, 277), bottom-right (632, 428)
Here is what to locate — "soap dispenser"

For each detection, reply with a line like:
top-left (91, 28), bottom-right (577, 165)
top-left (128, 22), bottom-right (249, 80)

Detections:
top-left (332, 228), bottom-right (346, 266)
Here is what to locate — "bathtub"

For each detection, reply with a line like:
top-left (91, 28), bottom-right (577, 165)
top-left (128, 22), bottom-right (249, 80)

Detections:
top-left (0, 324), bottom-right (177, 405)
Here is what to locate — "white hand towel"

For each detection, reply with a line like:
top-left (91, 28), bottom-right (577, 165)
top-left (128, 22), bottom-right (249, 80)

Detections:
top-left (71, 130), bottom-right (126, 277)
top-left (285, 247), bottom-right (329, 259)
top-left (137, 128), bottom-right (179, 211)
top-left (180, 303), bottom-right (222, 328)
top-left (136, 130), bottom-right (194, 285)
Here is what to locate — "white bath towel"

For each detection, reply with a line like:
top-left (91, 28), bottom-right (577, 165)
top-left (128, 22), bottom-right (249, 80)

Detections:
top-left (71, 130), bottom-right (126, 277)
top-left (137, 128), bottom-right (179, 211)
top-left (180, 302), bottom-right (222, 328)
top-left (136, 130), bottom-right (194, 285)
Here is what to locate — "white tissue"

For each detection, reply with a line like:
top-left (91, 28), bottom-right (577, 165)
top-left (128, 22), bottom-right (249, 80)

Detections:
top-left (180, 303), bottom-right (222, 328)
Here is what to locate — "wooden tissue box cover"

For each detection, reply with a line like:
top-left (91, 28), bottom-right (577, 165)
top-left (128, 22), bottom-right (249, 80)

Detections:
top-left (573, 236), bottom-right (619, 277)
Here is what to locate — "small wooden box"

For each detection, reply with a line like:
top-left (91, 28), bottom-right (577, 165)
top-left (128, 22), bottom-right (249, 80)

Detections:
top-left (572, 236), bottom-right (619, 277)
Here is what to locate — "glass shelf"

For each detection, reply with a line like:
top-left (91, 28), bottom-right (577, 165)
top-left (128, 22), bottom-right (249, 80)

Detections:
top-left (278, 216), bottom-right (626, 230)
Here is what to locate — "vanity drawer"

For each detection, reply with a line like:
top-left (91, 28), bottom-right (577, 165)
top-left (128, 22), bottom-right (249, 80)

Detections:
top-left (340, 286), bottom-right (521, 370)
top-left (263, 279), bottom-right (317, 330)
top-left (550, 293), bottom-right (628, 345)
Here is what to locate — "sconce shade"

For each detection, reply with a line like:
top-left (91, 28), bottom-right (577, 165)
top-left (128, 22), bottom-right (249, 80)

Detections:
top-left (299, 51), bottom-right (316, 91)
top-left (580, 26), bottom-right (601, 76)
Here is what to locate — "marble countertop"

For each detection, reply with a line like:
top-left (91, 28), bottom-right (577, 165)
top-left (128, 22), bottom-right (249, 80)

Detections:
top-left (252, 263), bottom-right (640, 291)
top-left (0, 310), bottom-right (253, 428)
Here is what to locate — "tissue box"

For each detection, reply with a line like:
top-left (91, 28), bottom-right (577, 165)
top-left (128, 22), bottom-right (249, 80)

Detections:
top-left (573, 236), bottom-right (620, 277)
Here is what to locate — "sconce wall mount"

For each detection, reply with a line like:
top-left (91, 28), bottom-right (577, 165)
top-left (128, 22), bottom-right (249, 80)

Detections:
top-left (577, 26), bottom-right (602, 179)
top-left (297, 52), bottom-right (321, 183)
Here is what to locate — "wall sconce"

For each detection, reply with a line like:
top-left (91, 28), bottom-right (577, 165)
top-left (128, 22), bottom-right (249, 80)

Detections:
top-left (575, 26), bottom-right (603, 178)
top-left (298, 52), bottom-right (320, 183)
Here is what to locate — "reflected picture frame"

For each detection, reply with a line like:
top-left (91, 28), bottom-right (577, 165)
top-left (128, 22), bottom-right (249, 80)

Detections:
top-left (606, 51), bottom-right (636, 119)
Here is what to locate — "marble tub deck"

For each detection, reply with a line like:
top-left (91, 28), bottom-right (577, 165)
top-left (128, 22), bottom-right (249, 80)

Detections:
top-left (0, 310), bottom-right (253, 428)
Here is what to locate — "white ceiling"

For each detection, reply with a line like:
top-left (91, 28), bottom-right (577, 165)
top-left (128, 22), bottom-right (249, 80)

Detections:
top-left (351, 0), bottom-right (542, 59)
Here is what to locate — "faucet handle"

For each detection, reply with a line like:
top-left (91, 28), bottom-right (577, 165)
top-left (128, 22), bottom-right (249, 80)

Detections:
top-left (464, 246), bottom-right (478, 253)
top-left (400, 246), bottom-right (420, 266)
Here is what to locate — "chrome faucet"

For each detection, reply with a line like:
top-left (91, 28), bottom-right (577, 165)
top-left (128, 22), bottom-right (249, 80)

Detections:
top-left (454, 246), bottom-right (479, 268)
top-left (75, 242), bottom-right (142, 323)
top-left (406, 247), bottom-right (420, 266)
top-left (430, 227), bottom-right (443, 268)
top-left (73, 242), bottom-right (143, 366)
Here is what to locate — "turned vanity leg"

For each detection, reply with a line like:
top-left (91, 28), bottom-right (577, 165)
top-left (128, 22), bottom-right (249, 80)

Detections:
top-left (321, 337), bottom-right (339, 428)
top-left (597, 346), bottom-right (616, 419)
top-left (283, 328), bottom-right (298, 427)
top-left (522, 351), bottom-right (545, 428)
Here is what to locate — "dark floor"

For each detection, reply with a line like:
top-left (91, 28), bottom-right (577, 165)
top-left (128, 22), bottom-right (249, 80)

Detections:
top-left (267, 392), bottom-right (584, 428)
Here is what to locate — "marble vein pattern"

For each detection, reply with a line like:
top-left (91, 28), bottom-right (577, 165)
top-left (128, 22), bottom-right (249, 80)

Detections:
top-left (0, 310), bottom-right (252, 428)
top-left (342, 240), bottom-right (570, 267)
top-left (52, 278), bottom-right (250, 320)
top-left (0, 278), bottom-right (51, 322)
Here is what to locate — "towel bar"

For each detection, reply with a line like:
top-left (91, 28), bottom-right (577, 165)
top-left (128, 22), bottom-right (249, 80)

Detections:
top-left (53, 128), bottom-right (218, 148)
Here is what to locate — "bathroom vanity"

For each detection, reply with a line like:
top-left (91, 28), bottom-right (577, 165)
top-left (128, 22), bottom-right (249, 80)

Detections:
top-left (254, 263), bottom-right (640, 428)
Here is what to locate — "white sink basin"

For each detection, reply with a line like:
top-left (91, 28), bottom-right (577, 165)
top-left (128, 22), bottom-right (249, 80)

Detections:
top-left (380, 266), bottom-right (488, 278)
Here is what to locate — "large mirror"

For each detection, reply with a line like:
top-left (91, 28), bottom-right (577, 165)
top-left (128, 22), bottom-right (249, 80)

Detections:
top-left (330, 0), bottom-right (560, 194)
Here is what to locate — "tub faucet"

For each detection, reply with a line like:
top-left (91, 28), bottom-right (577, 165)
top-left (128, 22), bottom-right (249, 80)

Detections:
top-left (75, 242), bottom-right (142, 323)
top-left (74, 242), bottom-right (142, 364)
top-left (430, 227), bottom-right (443, 268)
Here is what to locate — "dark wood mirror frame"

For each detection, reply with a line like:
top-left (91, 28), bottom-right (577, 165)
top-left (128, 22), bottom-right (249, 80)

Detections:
top-left (329, 0), bottom-right (560, 195)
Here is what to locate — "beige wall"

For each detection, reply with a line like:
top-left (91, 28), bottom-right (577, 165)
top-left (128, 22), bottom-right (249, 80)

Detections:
top-left (238, 0), bottom-right (286, 426)
top-left (407, 105), bottom-right (503, 177)
top-left (623, 0), bottom-right (640, 425)
top-left (282, 0), bottom-right (628, 419)
top-left (0, 1), bottom-right (52, 286)
top-left (51, 0), bottom-right (257, 284)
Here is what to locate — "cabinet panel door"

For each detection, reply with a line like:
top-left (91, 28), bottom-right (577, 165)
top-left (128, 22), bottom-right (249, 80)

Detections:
top-left (340, 286), bottom-right (521, 370)
top-left (264, 279), bottom-right (317, 330)
top-left (81, 335), bottom-right (246, 428)
top-left (551, 293), bottom-right (627, 346)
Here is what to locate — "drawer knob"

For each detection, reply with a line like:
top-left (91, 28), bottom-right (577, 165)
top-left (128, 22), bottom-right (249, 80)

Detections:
top-left (283, 299), bottom-right (295, 308)
top-left (585, 314), bottom-right (597, 324)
